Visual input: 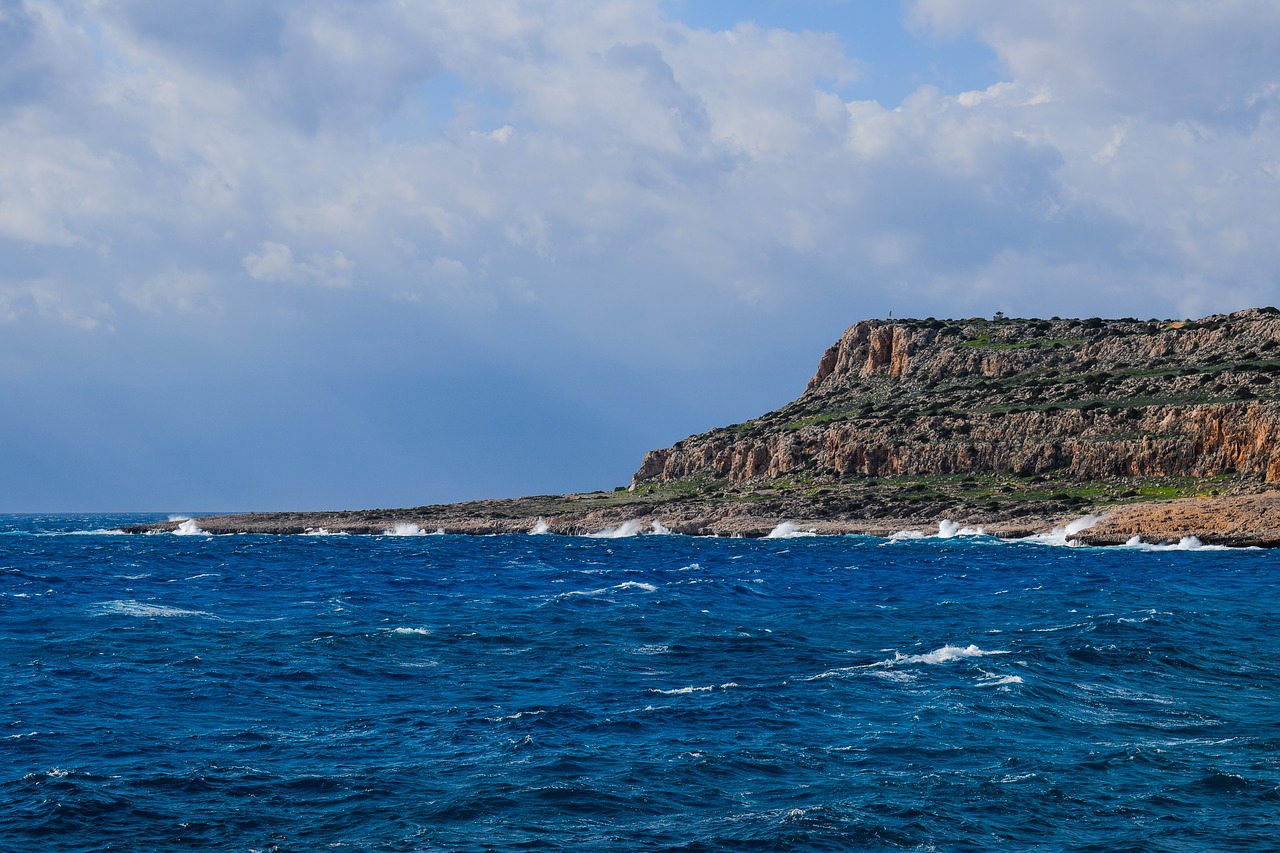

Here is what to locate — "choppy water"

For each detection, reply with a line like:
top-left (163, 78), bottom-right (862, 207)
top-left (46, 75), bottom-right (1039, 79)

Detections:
top-left (2, 514), bottom-right (1277, 851)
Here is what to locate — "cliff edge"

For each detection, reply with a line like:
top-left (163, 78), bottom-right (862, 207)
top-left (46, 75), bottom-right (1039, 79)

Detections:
top-left (634, 309), bottom-right (1280, 490)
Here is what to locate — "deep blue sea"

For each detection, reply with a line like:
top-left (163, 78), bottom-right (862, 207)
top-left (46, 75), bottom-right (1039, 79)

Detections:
top-left (2, 514), bottom-right (1277, 852)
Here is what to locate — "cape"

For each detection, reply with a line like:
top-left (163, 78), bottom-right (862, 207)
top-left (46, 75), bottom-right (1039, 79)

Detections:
top-left (124, 309), bottom-right (1280, 545)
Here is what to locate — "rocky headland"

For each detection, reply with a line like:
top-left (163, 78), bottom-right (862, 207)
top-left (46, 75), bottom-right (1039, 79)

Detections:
top-left (125, 309), bottom-right (1280, 545)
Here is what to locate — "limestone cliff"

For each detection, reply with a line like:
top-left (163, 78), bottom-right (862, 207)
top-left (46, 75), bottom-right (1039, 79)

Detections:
top-left (633, 309), bottom-right (1280, 488)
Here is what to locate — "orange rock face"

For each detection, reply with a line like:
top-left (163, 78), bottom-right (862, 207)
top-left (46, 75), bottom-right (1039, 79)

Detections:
top-left (634, 310), bottom-right (1280, 489)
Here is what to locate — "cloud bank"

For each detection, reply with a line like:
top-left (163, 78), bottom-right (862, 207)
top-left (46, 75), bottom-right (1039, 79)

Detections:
top-left (3, 0), bottom-right (1279, 508)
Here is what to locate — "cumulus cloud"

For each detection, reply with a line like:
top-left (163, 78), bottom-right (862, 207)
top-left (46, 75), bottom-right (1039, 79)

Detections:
top-left (8, 0), bottom-right (1279, 332)
top-left (243, 241), bottom-right (354, 288)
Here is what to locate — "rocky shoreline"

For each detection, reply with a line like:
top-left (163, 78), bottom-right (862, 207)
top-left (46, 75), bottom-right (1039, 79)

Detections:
top-left (121, 489), bottom-right (1280, 547)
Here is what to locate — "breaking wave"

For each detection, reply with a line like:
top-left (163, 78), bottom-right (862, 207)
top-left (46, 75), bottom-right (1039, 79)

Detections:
top-left (1017, 514), bottom-right (1102, 547)
top-left (556, 581), bottom-right (658, 599)
top-left (384, 523), bottom-right (443, 536)
top-left (95, 600), bottom-right (213, 619)
top-left (172, 519), bottom-right (210, 536)
top-left (766, 522), bottom-right (817, 539)
top-left (649, 682), bottom-right (740, 696)
top-left (937, 520), bottom-right (985, 538)
top-left (1122, 535), bottom-right (1254, 551)
top-left (589, 520), bottom-right (647, 538)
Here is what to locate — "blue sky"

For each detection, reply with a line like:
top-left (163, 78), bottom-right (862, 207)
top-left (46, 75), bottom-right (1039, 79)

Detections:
top-left (4, 0), bottom-right (1280, 511)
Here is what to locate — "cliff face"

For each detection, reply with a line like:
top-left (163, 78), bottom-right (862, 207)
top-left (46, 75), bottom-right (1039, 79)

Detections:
top-left (634, 309), bottom-right (1280, 488)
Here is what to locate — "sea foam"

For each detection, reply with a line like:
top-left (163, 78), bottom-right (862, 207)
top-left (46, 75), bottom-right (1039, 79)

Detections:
top-left (96, 600), bottom-right (213, 618)
top-left (893, 644), bottom-right (1009, 665)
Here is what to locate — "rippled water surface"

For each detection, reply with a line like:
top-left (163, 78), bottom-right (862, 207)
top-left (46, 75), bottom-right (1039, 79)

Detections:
top-left (2, 514), bottom-right (1277, 851)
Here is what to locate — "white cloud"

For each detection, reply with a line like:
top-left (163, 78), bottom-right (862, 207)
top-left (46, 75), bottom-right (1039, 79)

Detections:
top-left (7, 0), bottom-right (1280, 509)
top-left (243, 241), bottom-right (354, 288)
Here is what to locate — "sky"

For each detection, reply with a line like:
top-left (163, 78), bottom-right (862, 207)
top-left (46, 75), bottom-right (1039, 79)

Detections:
top-left (5, 0), bottom-right (1280, 512)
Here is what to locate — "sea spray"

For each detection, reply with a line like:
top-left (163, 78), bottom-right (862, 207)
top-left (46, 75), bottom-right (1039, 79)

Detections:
top-left (172, 519), bottom-right (209, 536)
top-left (766, 521), bottom-right (817, 538)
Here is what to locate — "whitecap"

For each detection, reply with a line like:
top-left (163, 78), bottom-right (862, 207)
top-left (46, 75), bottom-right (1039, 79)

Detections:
top-left (487, 709), bottom-right (547, 722)
top-left (977, 671), bottom-right (1025, 687)
top-left (649, 682), bottom-right (739, 696)
top-left (387, 627), bottom-right (431, 636)
top-left (887, 529), bottom-right (927, 541)
top-left (870, 670), bottom-right (917, 683)
top-left (613, 581), bottom-right (657, 592)
top-left (896, 644), bottom-right (1008, 665)
top-left (766, 521), bottom-right (817, 539)
top-left (814, 644), bottom-right (1009, 678)
top-left (529, 517), bottom-right (550, 535)
top-left (173, 519), bottom-right (210, 536)
top-left (96, 600), bottom-right (213, 618)
top-left (556, 580), bottom-right (658, 599)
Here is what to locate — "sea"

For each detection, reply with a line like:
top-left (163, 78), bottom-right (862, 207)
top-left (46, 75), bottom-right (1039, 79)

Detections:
top-left (2, 514), bottom-right (1277, 852)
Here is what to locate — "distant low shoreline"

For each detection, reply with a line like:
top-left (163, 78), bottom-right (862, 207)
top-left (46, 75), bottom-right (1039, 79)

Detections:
top-left (121, 489), bottom-right (1280, 548)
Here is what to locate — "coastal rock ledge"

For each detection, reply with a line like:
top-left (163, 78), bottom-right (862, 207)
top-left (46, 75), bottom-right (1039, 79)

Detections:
top-left (126, 310), bottom-right (1280, 546)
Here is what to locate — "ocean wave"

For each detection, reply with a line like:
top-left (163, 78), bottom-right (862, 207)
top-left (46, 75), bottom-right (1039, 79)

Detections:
top-left (1121, 535), bottom-right (1257, 551)
top-left (384, 523), bottom-right (427, 536)
top-left (529, 517), bottom-right (550, 535)
top-left (557, 581), bottom-right (658, 599)
top-left (766, 522), bottom-right (817, 539)
top-left (812, 644), bottom-right (1010, 679)
top-left (588, 519), bottom-right (645, 538)
top-left (886, 520), bottom-right (986, 542)
top-left (1015, 514), bottom-right (1101, 547)
top-left (893, 644), bottom-right (1009, 665)
top-left (95, 600), bottom-right (214, 618)
top-left (172, 519), bottom-right (210, 536)
top-left (977, 670), bottom-right (1025, 687)
top-left (649, 682), bottom-right (739, 695)
top-left (587, 519), bottom-right (671, 537)
top-left (386, 627), bottom-right (431, 636)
